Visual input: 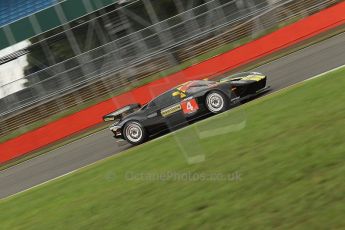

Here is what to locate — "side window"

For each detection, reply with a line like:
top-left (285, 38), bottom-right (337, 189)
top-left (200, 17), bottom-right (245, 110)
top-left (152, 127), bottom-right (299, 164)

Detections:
top-left (150, 90), bottom-right (181, 108)
top-left (147, 100), bottom-right (157, 109)
top-left (153, 95), bottom-right (167, 108)
top-left (147, 90), bottom-right (182, 109)
top-left (157, 92), bottom-right (181, 107)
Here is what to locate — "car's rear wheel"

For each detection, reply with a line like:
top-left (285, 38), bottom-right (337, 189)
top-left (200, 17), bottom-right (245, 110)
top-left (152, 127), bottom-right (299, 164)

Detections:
top-left (123, 121), bottom-right (147, 145)
top-left (205, 91), bottom-right (229, 114)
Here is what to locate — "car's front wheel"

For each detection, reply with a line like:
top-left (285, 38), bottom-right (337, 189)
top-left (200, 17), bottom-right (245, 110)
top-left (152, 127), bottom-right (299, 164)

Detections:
top-left (123, 121), bottom-right (147, 145)
top-left (205, 91), bottom-right (229, 114)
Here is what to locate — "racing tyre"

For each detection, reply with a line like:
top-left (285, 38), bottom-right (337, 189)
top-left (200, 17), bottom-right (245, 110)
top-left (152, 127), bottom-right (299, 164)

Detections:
top-left (205, 91), bottom-right (229, 114)
top-left (123, 121), bottom-right (147, 145)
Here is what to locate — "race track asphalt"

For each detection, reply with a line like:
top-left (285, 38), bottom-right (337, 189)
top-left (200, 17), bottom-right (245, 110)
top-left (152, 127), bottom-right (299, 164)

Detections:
top-left (1, 32), bottom-right (345, 199)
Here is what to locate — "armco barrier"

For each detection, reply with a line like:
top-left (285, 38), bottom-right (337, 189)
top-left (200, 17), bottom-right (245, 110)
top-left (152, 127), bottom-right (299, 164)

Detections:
top-left (1, 1), bottom-right (345, 164)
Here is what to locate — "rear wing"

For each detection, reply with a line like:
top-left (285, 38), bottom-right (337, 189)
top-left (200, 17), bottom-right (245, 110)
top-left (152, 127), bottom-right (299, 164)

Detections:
top-left (103, 104), bottom-right (141, 122)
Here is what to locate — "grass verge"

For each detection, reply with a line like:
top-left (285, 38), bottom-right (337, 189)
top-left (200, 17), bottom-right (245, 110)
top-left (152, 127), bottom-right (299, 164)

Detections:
top-left (1, 66), bottom-right (344, 229)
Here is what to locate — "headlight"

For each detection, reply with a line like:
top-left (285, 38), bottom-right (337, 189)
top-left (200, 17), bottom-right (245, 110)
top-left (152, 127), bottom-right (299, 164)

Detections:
top-left (250, 72), bottom-right (264, 76)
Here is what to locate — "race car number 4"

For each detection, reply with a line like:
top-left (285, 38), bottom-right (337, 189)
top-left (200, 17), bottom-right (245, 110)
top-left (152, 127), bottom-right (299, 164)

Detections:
top-left (181, 99), bottom-right (199, 114)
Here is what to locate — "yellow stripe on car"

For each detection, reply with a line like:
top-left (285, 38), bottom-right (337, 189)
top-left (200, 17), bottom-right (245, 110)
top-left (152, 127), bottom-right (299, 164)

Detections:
top-left (241, 75), bottom-right (265, 81)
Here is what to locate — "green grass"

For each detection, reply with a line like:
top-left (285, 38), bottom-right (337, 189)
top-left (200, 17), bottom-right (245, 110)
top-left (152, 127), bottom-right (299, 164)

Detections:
top-left (1, 67), bottom-right (345, 230)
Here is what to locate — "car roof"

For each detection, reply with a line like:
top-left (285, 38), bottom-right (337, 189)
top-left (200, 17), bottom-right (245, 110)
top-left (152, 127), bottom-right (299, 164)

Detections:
top-left (143, 80), bottom-right (213, 108)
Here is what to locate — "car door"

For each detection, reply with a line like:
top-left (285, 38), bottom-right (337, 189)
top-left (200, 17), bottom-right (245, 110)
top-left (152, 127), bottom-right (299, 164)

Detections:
top-left (143, 90), bottom-right (184, 134)
top-left (141, 98), bottom-right (170, 135)
top-left (156, 91), bottom-right (190, 131)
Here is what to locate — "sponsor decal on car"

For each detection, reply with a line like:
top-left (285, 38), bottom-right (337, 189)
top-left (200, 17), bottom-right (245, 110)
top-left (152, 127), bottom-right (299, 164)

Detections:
top-left (161, 104), bottom-right (182, 117)
top-left (172, 81), bottom-right (195, 98)
top-left (172, 90), bottom-right (186, 98)
top-left (178, 81), bottom-right (195, 92)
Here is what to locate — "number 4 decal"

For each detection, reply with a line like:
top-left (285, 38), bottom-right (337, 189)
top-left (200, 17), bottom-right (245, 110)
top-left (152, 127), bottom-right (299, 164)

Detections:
top-left (181, 99), bottom-right (199, 114)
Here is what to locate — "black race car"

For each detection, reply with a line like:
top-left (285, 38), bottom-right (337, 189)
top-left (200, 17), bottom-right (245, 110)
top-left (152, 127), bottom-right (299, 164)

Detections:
top-left (103, 72), bottom-right (269, 145)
